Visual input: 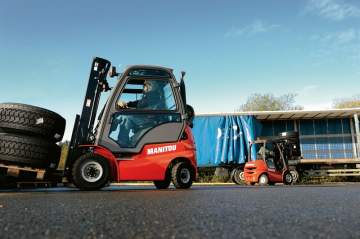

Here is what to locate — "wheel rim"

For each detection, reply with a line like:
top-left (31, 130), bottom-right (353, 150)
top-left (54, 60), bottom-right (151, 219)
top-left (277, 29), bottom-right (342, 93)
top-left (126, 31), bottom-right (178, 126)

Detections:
top-left (259, 175), bottom-right (267, 184)
top-left (81, 161), bottom-right (103, 183)
top-left (285, 173), bottom-right (293, 183)
top-left (238, 171), bottom-right (245, 181)
top-left (290, 170), bottom-right (298, 182)
top-left (180, 168), bottom-right (191, 184)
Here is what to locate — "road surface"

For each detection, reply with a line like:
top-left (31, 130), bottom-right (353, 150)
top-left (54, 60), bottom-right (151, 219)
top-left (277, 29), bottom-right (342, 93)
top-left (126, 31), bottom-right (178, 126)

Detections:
top-left (0, 184), bottom-right (359, 238)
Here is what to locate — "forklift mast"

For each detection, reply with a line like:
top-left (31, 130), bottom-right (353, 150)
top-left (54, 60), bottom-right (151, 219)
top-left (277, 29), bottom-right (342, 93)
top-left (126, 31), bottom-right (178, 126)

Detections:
top-left (251, 131), bottom-right (301, 161)
top-left (67, 57), bottom-right (111, 167)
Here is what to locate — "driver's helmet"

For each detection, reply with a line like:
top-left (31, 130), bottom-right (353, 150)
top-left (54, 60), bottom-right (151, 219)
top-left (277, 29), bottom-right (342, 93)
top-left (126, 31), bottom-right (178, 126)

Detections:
top-left (143, 80), bottom-right (166, 93)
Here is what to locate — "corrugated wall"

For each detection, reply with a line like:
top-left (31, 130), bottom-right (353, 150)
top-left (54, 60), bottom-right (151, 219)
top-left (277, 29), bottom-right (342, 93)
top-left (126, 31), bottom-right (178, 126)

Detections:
top-left (260, 119), bottom-right (355, 160)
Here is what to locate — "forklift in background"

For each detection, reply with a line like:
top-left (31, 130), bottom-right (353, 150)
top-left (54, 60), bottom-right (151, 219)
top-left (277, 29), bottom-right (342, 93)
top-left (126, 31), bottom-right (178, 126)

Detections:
top-left (244, 131), bottom-right (301, 185)
top-left (65, 57), bottom-right (196, 190)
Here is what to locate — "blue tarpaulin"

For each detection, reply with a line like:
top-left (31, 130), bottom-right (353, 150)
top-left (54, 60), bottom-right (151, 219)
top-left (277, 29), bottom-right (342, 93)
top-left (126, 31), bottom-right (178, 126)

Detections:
top-left (192, 115), bottom-right (260, 167)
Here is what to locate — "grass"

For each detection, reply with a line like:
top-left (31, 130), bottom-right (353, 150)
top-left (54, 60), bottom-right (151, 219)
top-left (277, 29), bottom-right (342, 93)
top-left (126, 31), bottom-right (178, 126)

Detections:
top-left (299, 175), bottom-right (360, 184)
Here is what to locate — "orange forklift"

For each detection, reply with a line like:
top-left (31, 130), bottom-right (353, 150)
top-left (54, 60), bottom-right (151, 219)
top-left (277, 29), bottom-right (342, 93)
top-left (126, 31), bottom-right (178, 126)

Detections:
top-left (244, 132), bottom-right (301, 186)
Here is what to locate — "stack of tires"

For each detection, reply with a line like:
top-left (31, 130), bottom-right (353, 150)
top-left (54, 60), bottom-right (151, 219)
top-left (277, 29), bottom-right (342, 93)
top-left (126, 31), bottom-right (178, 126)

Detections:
top-left (0, 103), bottom-right (66, 170)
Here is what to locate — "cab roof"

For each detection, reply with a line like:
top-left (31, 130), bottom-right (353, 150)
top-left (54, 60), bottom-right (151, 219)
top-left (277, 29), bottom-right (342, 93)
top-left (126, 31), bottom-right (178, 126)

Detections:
top-left (124, 65), bottom-right (173, 72)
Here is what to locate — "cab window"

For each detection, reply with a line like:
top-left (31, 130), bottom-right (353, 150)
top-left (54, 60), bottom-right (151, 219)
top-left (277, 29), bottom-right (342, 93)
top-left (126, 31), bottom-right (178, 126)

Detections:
top-left (109, 113), bottom-right (181, 148)
top-left (116, 79), bottom-right (176, 111)
top-left (110, 78), bottom-right (180, 148)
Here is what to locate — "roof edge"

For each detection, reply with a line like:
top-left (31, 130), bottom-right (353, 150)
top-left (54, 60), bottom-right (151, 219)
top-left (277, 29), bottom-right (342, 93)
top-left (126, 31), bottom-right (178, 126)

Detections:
top-left (196, 108), bottom-right (360, 117)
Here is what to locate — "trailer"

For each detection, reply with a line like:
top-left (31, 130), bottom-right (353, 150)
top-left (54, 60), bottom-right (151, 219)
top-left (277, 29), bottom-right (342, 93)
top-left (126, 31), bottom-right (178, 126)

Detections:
top-left (193, 109), bottom-right (360, 183)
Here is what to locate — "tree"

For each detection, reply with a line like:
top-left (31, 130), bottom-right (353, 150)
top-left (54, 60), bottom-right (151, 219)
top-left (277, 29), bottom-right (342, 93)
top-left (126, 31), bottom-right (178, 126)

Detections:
top-left (238, 93), bottom-right (303, 111)
top-left (333, 95), bottom-right (360, 109)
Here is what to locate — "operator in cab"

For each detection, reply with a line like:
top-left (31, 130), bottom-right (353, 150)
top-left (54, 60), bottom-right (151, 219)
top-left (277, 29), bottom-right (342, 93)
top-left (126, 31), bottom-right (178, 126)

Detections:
top-left (111, 80), bottom-right (168, 147)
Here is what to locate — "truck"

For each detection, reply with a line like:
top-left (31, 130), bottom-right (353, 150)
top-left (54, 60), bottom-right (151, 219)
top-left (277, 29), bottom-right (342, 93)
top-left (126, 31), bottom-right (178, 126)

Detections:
top-left (0, 57), bottom-right (197, 190)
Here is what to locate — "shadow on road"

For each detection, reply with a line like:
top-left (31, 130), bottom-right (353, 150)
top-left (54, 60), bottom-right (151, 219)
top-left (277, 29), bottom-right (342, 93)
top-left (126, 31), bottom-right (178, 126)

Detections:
top-left (0, 183), bottom-right (357, 194)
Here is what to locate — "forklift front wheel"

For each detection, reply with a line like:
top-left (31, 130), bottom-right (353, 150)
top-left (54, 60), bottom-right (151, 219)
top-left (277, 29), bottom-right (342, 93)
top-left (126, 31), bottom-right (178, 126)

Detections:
top-left (72, 153), bottom-right (110, 190)
top-left (171, 162), bottom-right (194, 189)
top-left (258, 174), bottom-right (269, 186)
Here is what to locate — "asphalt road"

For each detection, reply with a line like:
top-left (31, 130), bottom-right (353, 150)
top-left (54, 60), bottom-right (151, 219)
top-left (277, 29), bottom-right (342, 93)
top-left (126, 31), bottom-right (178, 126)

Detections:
top-left (0, 184), bottom-right (360, 239)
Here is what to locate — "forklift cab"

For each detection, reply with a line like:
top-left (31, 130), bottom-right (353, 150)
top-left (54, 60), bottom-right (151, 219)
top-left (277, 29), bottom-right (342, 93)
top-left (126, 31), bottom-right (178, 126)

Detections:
top-left (96, 66), bottom-right (186, 154)
top-left (255, 140), bottom-right (287, 179)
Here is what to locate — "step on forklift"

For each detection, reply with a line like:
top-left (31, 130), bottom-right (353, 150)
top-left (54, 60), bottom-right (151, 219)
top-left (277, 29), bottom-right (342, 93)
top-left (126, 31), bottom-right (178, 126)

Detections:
top-left (64, 57), bottom-right (197, 190)
top-left (244, 131), bottom-right (301, 185)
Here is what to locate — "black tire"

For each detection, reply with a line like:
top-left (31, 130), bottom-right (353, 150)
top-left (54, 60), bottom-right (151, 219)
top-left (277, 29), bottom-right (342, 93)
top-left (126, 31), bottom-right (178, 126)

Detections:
top-left (72, 153), bottom-right (109, 190)
top-left (0, 103), bottom-right (66, 142)
top-left (283, 171), bottom-right (293, 185)
top-left (153, 179), bottom-right (171, 189)
top-left (171, 162), bottom-right (194, 189)
top-left (47, 145), bottom-right (62, 170)
top-left (0, 133), bottom-right (61, 168)
top-left (231, 168), bottom-right (244, 185)
top-left (231, 169), bottom-right (236, 184)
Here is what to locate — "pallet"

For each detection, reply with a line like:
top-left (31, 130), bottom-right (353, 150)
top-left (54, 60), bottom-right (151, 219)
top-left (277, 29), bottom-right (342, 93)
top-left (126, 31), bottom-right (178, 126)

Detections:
top-left (0, 163), bottom-right (46, 180)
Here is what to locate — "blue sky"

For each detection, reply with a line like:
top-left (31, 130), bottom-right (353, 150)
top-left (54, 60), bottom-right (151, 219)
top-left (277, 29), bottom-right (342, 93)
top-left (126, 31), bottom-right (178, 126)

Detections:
top-left (1, 0), bottom-right (360, 139)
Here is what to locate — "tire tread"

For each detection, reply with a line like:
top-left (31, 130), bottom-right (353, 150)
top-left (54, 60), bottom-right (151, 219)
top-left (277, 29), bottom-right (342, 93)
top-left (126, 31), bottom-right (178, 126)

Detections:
top-left (72, 153), bottom-right (109, 190)
top-left (171, 162), bottom-right (193, 189)
top-left (0, 103), bottom-right (66, 141)
top-left (0, 133), bottom-right (60, 168)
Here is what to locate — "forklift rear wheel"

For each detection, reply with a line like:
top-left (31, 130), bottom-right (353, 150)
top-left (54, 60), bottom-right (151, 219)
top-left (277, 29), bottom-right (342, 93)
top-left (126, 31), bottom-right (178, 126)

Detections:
top-left (171, 162), bottom-right (194, 189)
top-left (72, 153), bottom-right (109, 190)
top-left (153, 178), bottom-right (171, 189)
top-left (283, 171), bottom-right (293, 185)
top-left (289, 169), bottom-right (299, 183)
top-left (258, 174), bottom-right (269, 186)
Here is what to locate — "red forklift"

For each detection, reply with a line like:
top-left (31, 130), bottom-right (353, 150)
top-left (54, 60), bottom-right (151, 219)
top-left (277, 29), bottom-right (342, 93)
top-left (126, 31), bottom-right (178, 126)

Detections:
top-left (63, 57), bottom-right (197, 190)
top-left (244, 132), bottom-right (301, 185)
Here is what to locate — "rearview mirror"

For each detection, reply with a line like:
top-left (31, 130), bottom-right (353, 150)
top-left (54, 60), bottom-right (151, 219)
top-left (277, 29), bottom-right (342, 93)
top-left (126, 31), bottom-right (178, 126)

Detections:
top-left (109, 66), bottom-right (118, 78)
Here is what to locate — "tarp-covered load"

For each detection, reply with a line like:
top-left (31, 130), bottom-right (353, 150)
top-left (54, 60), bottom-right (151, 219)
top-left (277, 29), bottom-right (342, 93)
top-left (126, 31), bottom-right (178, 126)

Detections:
top-left (193, 115), bottom-right (259, 167)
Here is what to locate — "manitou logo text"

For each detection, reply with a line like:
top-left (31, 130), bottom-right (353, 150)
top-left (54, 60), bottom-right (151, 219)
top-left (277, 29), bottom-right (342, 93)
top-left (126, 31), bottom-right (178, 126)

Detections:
top-left (147, 145), bottom-right (177, 155)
